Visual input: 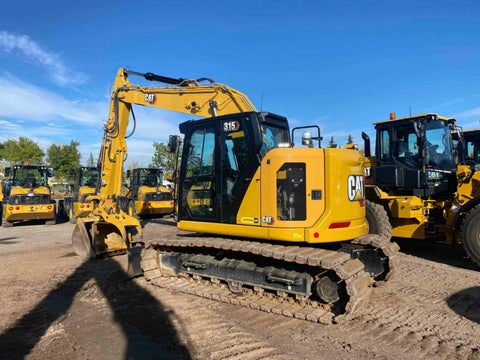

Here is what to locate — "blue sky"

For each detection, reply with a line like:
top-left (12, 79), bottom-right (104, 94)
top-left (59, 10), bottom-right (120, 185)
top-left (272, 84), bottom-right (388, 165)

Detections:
top-left (1, 0), bottom-right (480, 165)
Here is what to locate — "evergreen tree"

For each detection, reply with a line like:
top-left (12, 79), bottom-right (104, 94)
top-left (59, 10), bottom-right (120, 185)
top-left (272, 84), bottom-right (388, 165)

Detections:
top-left (328, 136), bottom-right (336, 148)
top-left (87, 152), bottom-right (95, 167)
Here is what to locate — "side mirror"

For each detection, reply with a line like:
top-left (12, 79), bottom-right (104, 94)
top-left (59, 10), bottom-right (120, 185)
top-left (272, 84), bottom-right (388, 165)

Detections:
top-left (301, 131), bottom-right (314, 148)
top-left (126, 169), bottom-right (131, 179)
top-left (70, 168), bottom-right (75, 176)
top-left (4, 167), bottom-right (11, 177)
top-left (413, 122), bottom-right (423, 139)
top-left (362, 132), bottom-right (371, 157)
top-left (168, 135), bottom-right (179, 153)
top-left (48, 168), bottom-right (54, 177)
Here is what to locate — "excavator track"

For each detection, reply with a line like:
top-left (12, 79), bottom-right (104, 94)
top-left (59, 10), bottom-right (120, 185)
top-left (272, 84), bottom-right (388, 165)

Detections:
top-left (140, 234), bottom-right (397, 324)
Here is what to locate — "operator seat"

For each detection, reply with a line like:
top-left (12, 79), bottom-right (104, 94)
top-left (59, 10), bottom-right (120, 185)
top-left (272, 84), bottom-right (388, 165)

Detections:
top-left (25, 173), bottom-right (37, 188)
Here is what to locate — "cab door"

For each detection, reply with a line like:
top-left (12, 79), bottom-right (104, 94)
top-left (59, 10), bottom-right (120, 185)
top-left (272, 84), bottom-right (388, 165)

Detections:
top-left (178, 122), bottom-right (220, 222)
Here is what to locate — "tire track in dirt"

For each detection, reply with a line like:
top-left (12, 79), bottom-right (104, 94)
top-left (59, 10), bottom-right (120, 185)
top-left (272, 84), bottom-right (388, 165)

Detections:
top-left (342, 254), bottom-right (480, 359)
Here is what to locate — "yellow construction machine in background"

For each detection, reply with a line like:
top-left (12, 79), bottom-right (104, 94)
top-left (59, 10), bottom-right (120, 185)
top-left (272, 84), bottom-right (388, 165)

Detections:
top-left (64, 166), bottom-right (99, 224)
top-left (125, 167), bottom-right (173, 218)
top-left (1, 165), bottom-right (56, 227)
top-left (363, 112), bottom-right (480, 267)
top-left (454, 128), bottom-right (480, 163)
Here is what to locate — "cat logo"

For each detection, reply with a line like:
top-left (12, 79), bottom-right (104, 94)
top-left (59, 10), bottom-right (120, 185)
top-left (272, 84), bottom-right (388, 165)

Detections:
top-left (347, 175), bottom-right (364, 201)
top-left (364, 166), bottom-right (371, 177)
top-left (144, 93), bottom-right (156, 104)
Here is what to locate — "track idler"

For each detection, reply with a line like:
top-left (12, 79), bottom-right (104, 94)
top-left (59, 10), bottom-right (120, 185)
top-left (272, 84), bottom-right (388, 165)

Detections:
top-left (314, 275), bottom-right (343, 304)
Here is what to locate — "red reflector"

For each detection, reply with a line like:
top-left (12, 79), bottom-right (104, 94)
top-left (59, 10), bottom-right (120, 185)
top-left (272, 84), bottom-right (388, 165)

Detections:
top-left (313, 232), bottom-right (319, 238)
top-left (148, 202), bottom-right (152, 206)
top-left (86, 204), bottom-right (90, 208)
top-left (8, 207), bottom-right (13, 211)
top-left (328, 221), bottom-right (351, 229)
top-left (15, 206), bottom-right (20, 210)
top-left (359, 199), bottom-right (365, 207)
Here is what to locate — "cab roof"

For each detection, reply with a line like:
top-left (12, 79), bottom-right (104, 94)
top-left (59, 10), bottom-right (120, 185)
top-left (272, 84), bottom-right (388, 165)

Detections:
top-left (373, 113), bottom-right (453, 125)
top-left (462, 129), bottom-right (480, 134)
top-left (10, 165), bottom-right (48, 170)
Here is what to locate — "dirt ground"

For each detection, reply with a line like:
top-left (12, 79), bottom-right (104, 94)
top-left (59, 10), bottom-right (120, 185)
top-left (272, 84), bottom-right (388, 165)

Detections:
top-left (0, 217), bottom-right (479, 360)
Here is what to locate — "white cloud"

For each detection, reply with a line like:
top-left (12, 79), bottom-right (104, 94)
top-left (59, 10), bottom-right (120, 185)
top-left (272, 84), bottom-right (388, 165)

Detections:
top-left (453, 107), bottom-right (480, 120)
top-left (0, 74), bottom-right (107, 125)
top-left (0, 31), bottom-right (85, 87)
top-left (0, 118), bottom-right (58, 152)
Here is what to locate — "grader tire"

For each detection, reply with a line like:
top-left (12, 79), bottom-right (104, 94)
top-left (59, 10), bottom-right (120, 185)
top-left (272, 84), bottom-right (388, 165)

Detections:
top-left (460, 205), bottom-right (480, 268)
top-left (366, 200), bottom-right (392, 239)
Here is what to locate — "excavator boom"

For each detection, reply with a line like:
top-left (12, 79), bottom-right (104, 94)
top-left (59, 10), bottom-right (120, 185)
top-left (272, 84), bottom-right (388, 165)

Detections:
top-left (72, 68), bottom-right (257, 272)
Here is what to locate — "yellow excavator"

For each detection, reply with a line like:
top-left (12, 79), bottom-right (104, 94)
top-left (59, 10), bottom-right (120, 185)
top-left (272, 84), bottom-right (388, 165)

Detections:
top-left (363, 113), bottom-right (480, 267)
top-left (125, 167), bottom-right (173, 218)
top-left (72, 68), bottom-right (399, 322)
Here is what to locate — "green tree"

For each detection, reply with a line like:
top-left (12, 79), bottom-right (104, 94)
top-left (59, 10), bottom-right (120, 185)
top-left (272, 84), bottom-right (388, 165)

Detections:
top-left (47, 140), bottom-right (81, 181)
top-left (347, 135), bottom-right (353, 144)
top-left (87, 152), bottom-right (95, 167)
top-left (151, 141), bottom-right (181, 171)
top-left (0, 137), bottom-right (45, 164)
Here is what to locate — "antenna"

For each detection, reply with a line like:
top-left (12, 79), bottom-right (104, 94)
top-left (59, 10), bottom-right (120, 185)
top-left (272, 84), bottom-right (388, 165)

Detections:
top-left (260, 92), bottom-right (264, 112)
top-left (409, 106), bottom-right (412, 116)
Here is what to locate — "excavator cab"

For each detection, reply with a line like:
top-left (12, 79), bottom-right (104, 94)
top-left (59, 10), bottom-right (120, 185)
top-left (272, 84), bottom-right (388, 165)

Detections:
top-left (178, 111), bottom-right (290, 224)
top-left (373, 113), bottom-right (457, 197)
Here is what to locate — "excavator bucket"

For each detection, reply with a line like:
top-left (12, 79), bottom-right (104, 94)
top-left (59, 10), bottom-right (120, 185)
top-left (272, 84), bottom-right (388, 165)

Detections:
top-left (72, 215), bottom-right (144, 276)
top-left (127, 246), bottom-right (144, 277)
top-left (72, 219), bottom-right (96, 259)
